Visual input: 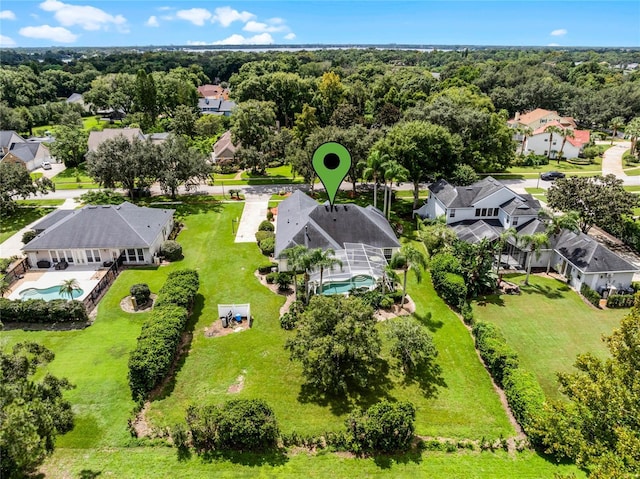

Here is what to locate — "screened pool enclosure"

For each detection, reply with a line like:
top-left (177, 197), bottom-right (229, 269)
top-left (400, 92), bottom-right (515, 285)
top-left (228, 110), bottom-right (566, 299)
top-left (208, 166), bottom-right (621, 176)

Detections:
top-left (307, 243), bottom-right (391, 295)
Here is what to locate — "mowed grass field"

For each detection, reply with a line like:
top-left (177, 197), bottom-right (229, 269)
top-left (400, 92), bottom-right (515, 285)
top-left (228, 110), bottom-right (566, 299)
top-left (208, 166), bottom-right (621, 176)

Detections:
top-left (2, 199), bottom-right (585, 477)
top-left (472, 274), bottom-right (626, 399)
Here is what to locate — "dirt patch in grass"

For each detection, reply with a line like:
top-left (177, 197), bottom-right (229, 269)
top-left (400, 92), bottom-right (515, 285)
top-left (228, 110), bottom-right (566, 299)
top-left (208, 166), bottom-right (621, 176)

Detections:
top-left (204, 319), bottom-right (251, 338)
top-left (227, 370), bottom-right (246, 393)
top-left (119, 294), bottom-right (156, 313)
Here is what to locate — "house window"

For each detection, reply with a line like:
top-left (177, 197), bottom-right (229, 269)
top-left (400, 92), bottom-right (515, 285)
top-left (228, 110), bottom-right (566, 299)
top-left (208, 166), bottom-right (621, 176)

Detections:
top-left (65, 250), bottom-right (73, 263)
top-left (512, 217), bottom-right (519, 226)
top-left (481, 208), bottom-right (487, 216)
top-left (86, 249), bottom-right (101, 263)
top-left (475, 208), bottom-right (481, 217)
top-left (383, 248), bottom-right (393, 260)
top-left (449, 209), bottom-right (455, 218)
top-left (137, 249), bottom-right (144, 261)
top-left (543, 150), bottom-right (548, 156)
top-left (126, 249), bottom-right (136, 262)
top-left (494, 208), bottom-right (499, 216)
top-left (51, 251), bottom-right (59, 263)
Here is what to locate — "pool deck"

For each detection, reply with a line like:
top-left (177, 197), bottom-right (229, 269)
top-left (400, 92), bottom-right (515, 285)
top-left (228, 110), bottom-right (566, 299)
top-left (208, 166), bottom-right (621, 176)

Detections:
top-left (7, 265), bottom-right (107, 302)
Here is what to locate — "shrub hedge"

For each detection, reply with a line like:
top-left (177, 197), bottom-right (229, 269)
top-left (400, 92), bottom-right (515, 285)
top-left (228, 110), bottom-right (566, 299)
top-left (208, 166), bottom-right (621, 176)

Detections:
top-left (502, 367), bottom-right (546, 433)
top-left (580, 283), bottom-right (601, 308)
top-left (128, 269), bottom-right (199, 401)
top-left (255, 230), bottom-right (274, 243)
top-left (606, 294), bottom-right (635, 308)
top-left (472, 321), bottom-right (519, 387)
top-left (130, 283), bottom-right (151, 305)
top-left (439, 273), bottom-right (467, 310)
top-left (345, 400), bottom-right (416, 453)
top-left (154, 269), bottom-right (199, 310)
top-left (128, 304), bottom-right (188, 401)
top-left (258, 263), bottom-right (277, 274)
top-left (0, 298), bottom-right (88, 323)
top-left (259, 237), bottom-right (275, 256)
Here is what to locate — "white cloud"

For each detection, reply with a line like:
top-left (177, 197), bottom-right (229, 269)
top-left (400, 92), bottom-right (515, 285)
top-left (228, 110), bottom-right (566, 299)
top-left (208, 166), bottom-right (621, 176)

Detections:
top-left (212, 7), bottom-right (255, 27)
top-left (0, 34), bottom-right (16, 46)
top-left (284, 33), bottom-right (296, 40)
top-left (39, 0), bottom-right (127, 32)
top-left (161, 15), bottom-right (173, 21)
top-left (548, 43), bottom-right (560, 47)
top-left (212, 33), bottom-right (273, 45)
top-left (146, 15), bottom-right (159, 27)
top-left (0, 10), bottom-right (16, 20)
top-left (550, 29), bottom-right (567, 36)
top-left (243, 20), bottom-right (287, 33)
top-left (19, 24), bottom-right (77, 43)
top-left (158, 6), bottom-right (172, 11)
top-left (176, 8), bottom-right (211, 26)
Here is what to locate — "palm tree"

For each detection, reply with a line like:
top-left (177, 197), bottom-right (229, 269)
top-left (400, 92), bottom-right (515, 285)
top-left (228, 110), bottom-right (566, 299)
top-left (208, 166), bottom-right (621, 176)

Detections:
top-left (626, 118), bottom-right (640, 159)
top-left (609, 116), bottom-right (625, 145)
top-left (398, 244), bottom-right (427, 309)
top-left (382, 159), bottom-right (409, 220)
top-left (542, 210), bottom-right (579, 273)
top-left (380, 265), bottom-right (400, 295)
top-left (518, 233), bottom-right (550, 285)
top-left (557, 128), bottom-right (575, 162)
top-left (59, 278), bottom-right (80, 300)
top-left (360, 149), bottom-right (388, 210)
top-left (495, 227), bottom-right (517, 275)
top-left (309, 248), bottom-right (343, 295)
top-left (545, 125), bottom-right (563, 161)
top-left (281, 245), bottom-right (309, 301)
top-left (518, 126), bottom-right (533, 156)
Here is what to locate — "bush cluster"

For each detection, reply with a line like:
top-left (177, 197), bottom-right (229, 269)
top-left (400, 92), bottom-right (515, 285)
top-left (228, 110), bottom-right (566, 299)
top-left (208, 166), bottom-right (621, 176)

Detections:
top-left (0, 298), bottom-right (88, 323)
top-left (154, 269), bottom-right (199, 310)
top-left (430, 253), bottom-right (467, 309)
top-left (472, 321), bottom-right (545, 439)
top-left (130, 283), bottom-right (151, 305)
top-left (258, 263), bottom-right (277, 275)
top-left (580, 283), bottom-right (601, 308)
top-left (22, 230), bottom-right (37, 244)
top-left (279, 300), bottom-right (304, 330)
top-left (606, 293), bottom-right (635, 308)
top-left (184, 399), bottom-right (279, 452)
top-left (160, 240), bottom-right (183, 262)
top-left (345, 400), bottom-right (416, 453)
top-left (513, 154), bottom-right (549, 167)
top-left (259, 237), bottom-right (275, 256)
top-left (258, 220), bottom-right (274, 232)
top-left (128, 269), bottom-right (199, 401)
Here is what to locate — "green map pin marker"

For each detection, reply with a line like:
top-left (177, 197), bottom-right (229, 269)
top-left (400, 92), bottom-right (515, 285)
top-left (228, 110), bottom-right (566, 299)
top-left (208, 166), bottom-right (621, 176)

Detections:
top-left (312, 142), bottom-right (352, 207)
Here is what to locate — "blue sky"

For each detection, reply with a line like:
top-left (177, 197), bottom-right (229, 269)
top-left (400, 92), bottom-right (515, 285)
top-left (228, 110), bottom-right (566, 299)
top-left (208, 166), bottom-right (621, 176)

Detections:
top-left (1, 1), bottom-right (639, 48)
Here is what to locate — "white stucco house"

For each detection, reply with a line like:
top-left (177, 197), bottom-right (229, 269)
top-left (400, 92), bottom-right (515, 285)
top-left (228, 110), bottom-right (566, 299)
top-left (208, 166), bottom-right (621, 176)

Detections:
top-left (23, 202), bottom-right (175, 268)
top-left (415, 176), bottom-right (638, 294)
top-left (523, 122), bottom-right (591, 159)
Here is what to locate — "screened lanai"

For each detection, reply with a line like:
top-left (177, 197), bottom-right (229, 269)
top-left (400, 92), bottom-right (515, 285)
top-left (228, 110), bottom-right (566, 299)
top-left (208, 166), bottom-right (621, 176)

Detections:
top-left (308, 243), bottom-right (390, 295)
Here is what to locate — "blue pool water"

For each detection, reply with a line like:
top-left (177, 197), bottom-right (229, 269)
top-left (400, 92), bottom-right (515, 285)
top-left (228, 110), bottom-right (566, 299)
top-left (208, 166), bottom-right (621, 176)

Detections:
top-left (321, 275), bottom-right (375, 295)
top-left (19, 285), bottom-right (84, 301)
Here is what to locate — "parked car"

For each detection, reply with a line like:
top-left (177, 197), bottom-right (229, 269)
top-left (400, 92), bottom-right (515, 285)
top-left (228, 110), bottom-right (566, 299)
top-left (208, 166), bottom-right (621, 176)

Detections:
top-left (41, 161), bottom-right (52, 170)
top-left (540, 171), bottom-right (565, 181)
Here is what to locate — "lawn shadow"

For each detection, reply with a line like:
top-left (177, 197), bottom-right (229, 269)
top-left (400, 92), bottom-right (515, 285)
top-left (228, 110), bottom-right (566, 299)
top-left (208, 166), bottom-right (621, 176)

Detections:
top-left (297, 358), bottom-right (394, 416)
top-left (153, 293), bottom-right (204, 401)
top-left (520, 283), bottom-right (566, 299)
top-left (413, 311), bottom-right (444, 332)
top-left (371, 448), bottom-right (423, 469)
top-left (78, 470), bottom-right (102, 479)
top-left (402, 359), bottom-right (447, 399)
top-left (476, 294), bottom-right (506, 307)
top-left (200, 447), bottom-right (289, 467)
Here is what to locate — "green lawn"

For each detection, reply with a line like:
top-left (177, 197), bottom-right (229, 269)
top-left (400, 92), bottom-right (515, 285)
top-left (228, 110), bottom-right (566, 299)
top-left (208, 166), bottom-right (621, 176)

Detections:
top-left (504, 158), bottom-right (602, 176)
top-left (472, 274), bottom-right (625, 399)
top-left (523, 188), bottom-right (547, 204)
top-left (51, 163), bottom-right (100, 189)
top-left (2, 200), bottom-right (587, 476)
top-left (15, 199), bottom-right (65, 207)
top-left (0, 206), bottom-right (54, 243)
top-left (41, 447), bottom-right (584, 479)
top-left (32, 116), bottom-right (105, 136)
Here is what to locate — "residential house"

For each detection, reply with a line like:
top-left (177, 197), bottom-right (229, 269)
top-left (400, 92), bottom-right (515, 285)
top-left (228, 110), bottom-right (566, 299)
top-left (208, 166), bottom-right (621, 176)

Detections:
top-left (212, 131), bottom-right (238, 165)
top-left (1, 135), bottom-right (52, 172)
top-left (275, 190), bottom-right (401, 293)
top-left (65, 92), bottom-right (90, 112)
top-left (87, 128), bottom-right (145, 152)
top-left (523, 122), bottom-right (590, 159)
top-left (198, 98), bottom-right (236, 116)
top-left (23, 202), bottom-right (175, 268)
top-left (197, 84), bottom-right (230, 100)
top-left (0, 130), bottom-right (25, 155)
top-left (416, 176), bottom-right (638, 292)
top-left (508, 108), bottom-right (577, 131)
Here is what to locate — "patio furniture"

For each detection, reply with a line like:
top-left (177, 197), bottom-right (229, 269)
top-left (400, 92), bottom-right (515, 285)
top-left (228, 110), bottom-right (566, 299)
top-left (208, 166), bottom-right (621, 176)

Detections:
top-left (36, 260), bottom-right (51, 269)
top-left (54, 259), bottom-right (68, 270)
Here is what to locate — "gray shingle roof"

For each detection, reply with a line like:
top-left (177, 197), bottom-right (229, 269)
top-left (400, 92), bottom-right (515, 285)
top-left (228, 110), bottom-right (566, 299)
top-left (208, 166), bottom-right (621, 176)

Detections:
top-left (500, 194), bottom-right (541, 216)
top-left (429, 176), bottom-right (509, 208)
top-left (31, 209), bottom-right (75, 232)
top-left (554, 230), bottom-right (638, 273)
top-left (275, 190), bottom-right (400, 258)
top-left (87, 129), bottom-right (144, 152)
top-left (0, 130), bottom-right (24, 150)
top-left (23, 202), bottom-right (174, 251)
top-left (8, 142), bottom-right (43, 163)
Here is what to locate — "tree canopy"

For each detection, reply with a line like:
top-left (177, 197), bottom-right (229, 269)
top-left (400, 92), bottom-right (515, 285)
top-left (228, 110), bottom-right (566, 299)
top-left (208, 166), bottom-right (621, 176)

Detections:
top-left (0, 162), bottom-right (55, 214)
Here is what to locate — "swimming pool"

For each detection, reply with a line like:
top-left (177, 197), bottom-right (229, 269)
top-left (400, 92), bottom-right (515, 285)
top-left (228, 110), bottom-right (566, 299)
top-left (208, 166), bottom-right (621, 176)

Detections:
top-left (19, 285), bottom-right (84, 301)
top-left (321, 275), bottom-right (375, 295)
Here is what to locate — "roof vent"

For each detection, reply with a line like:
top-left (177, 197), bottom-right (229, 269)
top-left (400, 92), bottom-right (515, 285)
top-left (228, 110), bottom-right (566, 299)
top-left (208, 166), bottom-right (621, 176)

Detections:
top-left (343, 205), bottom-right (348, 211)
top-left (88, 205), bottom-right (97, 209)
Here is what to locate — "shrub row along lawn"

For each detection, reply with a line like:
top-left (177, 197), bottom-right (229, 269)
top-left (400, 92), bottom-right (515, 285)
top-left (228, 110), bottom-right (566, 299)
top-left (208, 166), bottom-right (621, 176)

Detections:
top-left (472, 274), bottom-right (626, 399)
top-left (2, 200), bottom-right (584, 476)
